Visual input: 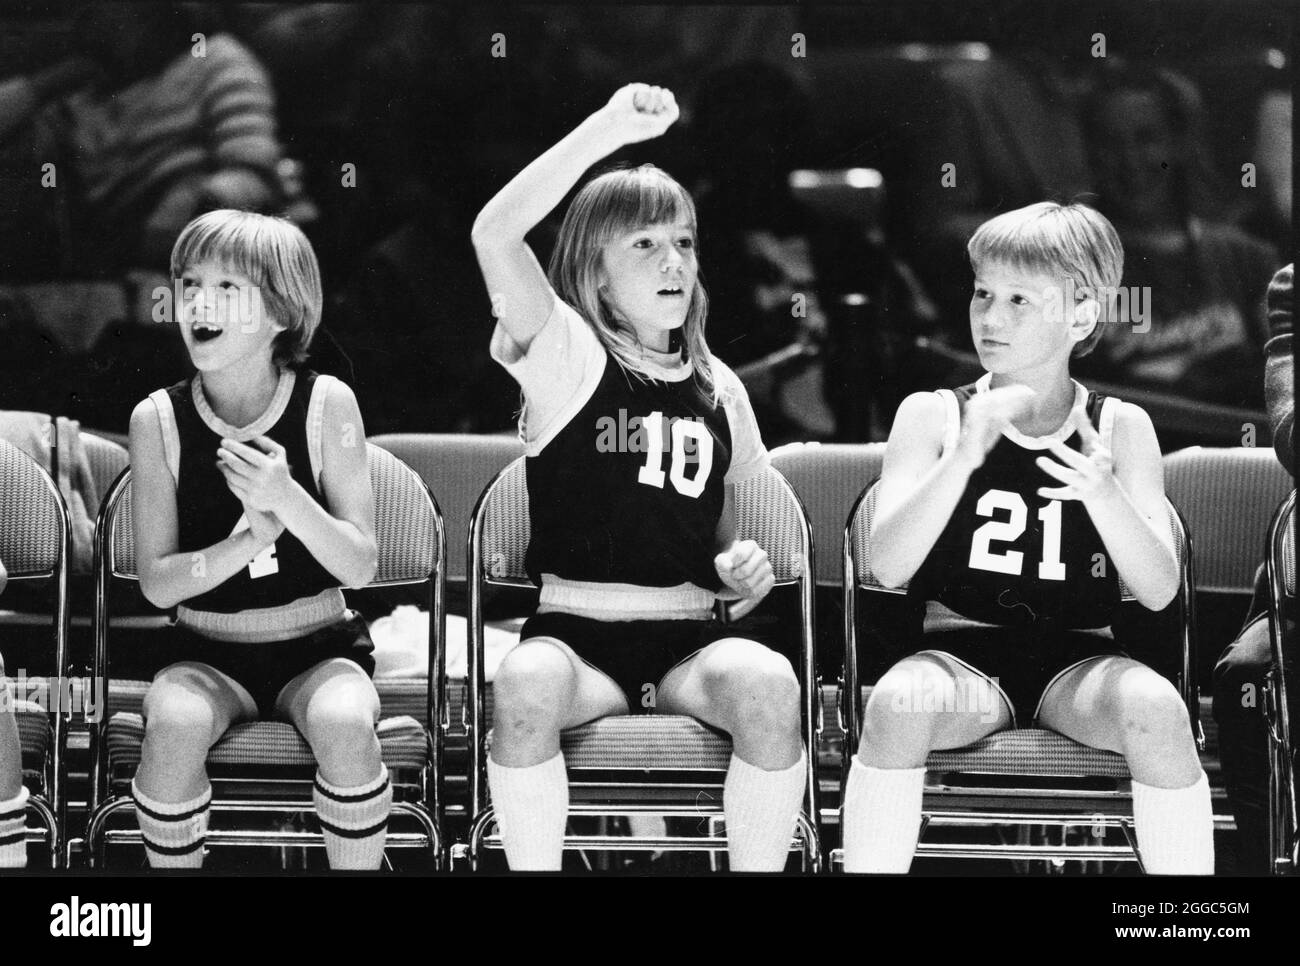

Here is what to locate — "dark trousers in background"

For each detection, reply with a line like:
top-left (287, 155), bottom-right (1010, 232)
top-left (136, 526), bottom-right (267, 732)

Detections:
top-left (1213, 597), bottom-right (1296, 874)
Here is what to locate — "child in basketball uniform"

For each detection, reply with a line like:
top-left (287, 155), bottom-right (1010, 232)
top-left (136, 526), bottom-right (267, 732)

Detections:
top-left (472, 84), bottom-right (807, 871)
top-left (0, 557), bottom-right (28, 869)
top-left (128, 210), bottom-right (388, 869)
top-left (841, 202), bottom-right (1214, 874)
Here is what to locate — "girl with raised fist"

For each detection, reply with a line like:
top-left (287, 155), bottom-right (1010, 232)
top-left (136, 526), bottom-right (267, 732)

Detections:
top-left (472, 84), bottom-right (808, 872)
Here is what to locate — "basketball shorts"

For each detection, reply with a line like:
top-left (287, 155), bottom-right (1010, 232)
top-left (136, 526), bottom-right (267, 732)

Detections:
top-left (158, 611), bottom-right (376, 717)
top-left (911, 624), bottom-right (1127, 728)
top-left (518, 611), bottom-right (781, 713)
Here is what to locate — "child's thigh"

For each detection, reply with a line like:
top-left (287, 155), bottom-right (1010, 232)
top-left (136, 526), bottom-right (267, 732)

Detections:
top-left (144, 661), bottom-right (258, 739)
top-left (276, 657), bottom-right (381, 732)
top-left (866, 652), bottom-right (1012, 749)
top-left (1035, 655), bottom-right (1182, 752)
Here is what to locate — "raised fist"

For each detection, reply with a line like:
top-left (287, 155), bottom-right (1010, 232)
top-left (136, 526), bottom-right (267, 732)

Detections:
top-left (600, 84), bottom-right (680, 145)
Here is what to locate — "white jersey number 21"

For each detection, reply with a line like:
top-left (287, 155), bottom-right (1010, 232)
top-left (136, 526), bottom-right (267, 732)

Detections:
top-left (967, 489), bottom-right (1065, 580)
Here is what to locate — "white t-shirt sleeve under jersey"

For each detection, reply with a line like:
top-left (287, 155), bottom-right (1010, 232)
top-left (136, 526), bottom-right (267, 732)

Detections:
top-left (715, 361), bottom-right (770, 485)
top-left (489, 296), bottom-right (607, 455)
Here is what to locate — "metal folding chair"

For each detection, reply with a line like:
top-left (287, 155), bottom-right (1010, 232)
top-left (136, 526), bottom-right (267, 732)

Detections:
top-left (1265, 490), bottom-right (1296, 874)
top-left (370, 433), bottom-right (526, 832)
top-left (464, 457), bottom-right (821, 870)
top-left (839, 479), bottom-right (1199, 869)
top-left (85, 443), bottom-right (446, 868)
top-left (0, 438), bottom-right (71, 867)
top-left (770, 442), bottom-right (886, 827)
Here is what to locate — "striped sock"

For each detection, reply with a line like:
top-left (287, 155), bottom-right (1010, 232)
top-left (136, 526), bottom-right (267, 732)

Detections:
top-left (723, 750), bottom-right (808, 872)
top-left (0, 786), bottom-right (29, 869)
top-left (487, 752), bottom-right (568, 871)
top-left (314, 765), bottom-right (392, 870)
top-left (1133, 771), bottom-right (1215, 875)
top-left (131, 780), bottom-right (210, 869)
top-left (841, 758), bottom-right (926, 873)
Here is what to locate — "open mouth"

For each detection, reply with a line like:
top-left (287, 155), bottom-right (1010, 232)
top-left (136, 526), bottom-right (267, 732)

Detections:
top-left (657, 284), bottom-right (685, 297)
top-left (191, 323), bottom-right (224, 344)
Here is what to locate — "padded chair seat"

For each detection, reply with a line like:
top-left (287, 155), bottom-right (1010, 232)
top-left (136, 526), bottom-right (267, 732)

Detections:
top-left (926, 729), bottom-right (1129, 779)
top-left (481, 714), bottom-right (733, 772)
top-left (107, 677), bottom-right (434, 727)
top-left (831, 684), bottom-right (1130, 779)
top-left (560, 716), bottom-right (733, 772)
top-left (105, 712), bottom-right (429, 773)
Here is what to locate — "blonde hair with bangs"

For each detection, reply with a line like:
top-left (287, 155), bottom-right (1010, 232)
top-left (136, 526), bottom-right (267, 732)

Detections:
top-left (548, 165), bottom-right (724, 402)
top-left (967, 201), bottom-right (1124, 357)
top-left (171, 210), bottom-right (323, 367)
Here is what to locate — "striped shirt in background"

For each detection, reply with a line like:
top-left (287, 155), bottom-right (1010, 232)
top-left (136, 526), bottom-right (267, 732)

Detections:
top-left (61, 33), bottom-right (280, 219)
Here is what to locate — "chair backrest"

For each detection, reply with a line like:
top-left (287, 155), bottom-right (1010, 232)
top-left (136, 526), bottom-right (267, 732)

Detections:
top-left (470, 456), bottom-right (532, 587)
top-left (1164, 446), bottom-right (1293, 594)
top-left (847, 480), bottom-right (1188, 603)
top-left (80, 432), bottom-right (129, 514)
top-left (0, 438), bottom-right (67, 578)
top-left (770, 442), bottom-right (886, 586)
top-left (471, 457), bottom-right (813, 587)
top-left (371, 433), bottom-right (522, 583)
top-left (103, 442), bottom-right (441, 586)
top-left (366, 443), bottom-right (443, 586)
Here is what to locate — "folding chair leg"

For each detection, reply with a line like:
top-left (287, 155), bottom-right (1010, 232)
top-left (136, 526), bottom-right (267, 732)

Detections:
top-left (795, 812), bottom-right (821, 873)
top-left (85, 796), bottom-right (136, 870)
top-left (24, 794), bottom-right (60, 870)
top-left (389, 801), bottom-right (442, 870)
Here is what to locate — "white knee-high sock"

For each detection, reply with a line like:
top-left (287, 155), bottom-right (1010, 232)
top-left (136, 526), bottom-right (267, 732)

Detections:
top-left (841, 757), bottom-right (926, 873)
top-left (487, 752), bottom-right (568, 871)
top-left (0, 786), bottom-right (28, 869)
top-left (314, 765), bottom-right (392, 870)
top-left (723, 750), bottom-right (808, 872)
top-left (1132, 771), bottom-right (1214, 875)
top-left (132, 779), bottom-right (210, 869)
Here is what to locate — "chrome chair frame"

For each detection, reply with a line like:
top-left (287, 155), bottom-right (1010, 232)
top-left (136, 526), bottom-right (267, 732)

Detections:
top-left (464, 458), bottom-right (822, 870)
top-left (85, 443), bottom-right (446, 868)
top-left (838, 480), bottom-right (1200, 869)
top-left (1265, 490), bottom-right (1296, 874)
top-left (0, 439), bottom-right (71, 867)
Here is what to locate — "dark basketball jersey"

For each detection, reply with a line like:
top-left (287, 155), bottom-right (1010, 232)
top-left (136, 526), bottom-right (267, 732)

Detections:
top-left (150, 369), bottom-right (340, 616)
top-left (492, 298), bottom-right (768, 600)
top-left (910, 378), bottom-right (1122, 631)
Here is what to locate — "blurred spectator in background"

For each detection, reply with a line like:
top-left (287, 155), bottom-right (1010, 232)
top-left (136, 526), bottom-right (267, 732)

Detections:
top-left (1, 3), bottom-right (284, 274)
top-left (1234, 87), bottom-right (1292, 259)
top-left (1075, 63), bottom-right (1277, 420)
top-left (0, 3), bottom-right (287, 430)
top-left (1212, 263), bottom-right (1294, 873)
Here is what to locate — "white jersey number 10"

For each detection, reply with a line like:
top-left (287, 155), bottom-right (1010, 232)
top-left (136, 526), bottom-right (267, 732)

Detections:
top-left (636, 411), bottom-right (714, 499)
top-left (967, 489), bottom-right (1066, 580)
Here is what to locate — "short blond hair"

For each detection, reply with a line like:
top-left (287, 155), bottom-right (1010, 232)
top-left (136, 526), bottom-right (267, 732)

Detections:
top-left (171, 210), bottom-right (323, 367)
top-left (967, 201), bottom-right (1124, 357)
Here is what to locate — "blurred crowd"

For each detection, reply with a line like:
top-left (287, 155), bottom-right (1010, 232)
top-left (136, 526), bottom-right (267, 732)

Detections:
top-left (0, 2), bottom-right (1291, 448)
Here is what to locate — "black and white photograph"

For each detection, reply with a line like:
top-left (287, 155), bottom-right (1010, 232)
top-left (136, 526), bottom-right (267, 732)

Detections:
top-left (0, 0), bottom-right (1294, 945)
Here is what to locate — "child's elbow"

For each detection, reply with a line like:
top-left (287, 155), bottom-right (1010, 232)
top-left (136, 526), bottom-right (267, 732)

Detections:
top-left (470, 213), bottom-right (503, 251)
top-left (139, 573), bottom-right (179, 610)
top-left (1139, 569), bottom-right (1181, 613)
top-left (870, 557), bottom-right (911, 591)
top-left (341, 543), bottom-right (379, 590)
